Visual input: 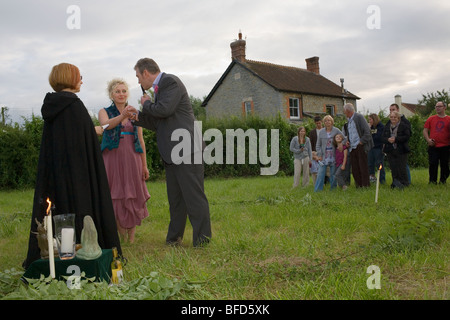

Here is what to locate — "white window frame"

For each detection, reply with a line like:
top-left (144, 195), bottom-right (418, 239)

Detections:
top-left (244, 101), bottom-right (252, 116)
top-left (289, 98), bottom-right (300, 119)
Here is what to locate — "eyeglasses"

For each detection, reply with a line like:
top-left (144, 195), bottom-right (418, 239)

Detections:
top-left (435, 105), bottom-right (444, 108)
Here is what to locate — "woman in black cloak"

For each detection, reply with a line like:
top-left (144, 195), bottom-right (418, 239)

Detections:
top-left (23, 63), bottom-right (121, 269)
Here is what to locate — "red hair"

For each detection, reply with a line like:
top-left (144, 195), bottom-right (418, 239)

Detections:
top-left (48, 63), bottom-right (81, 92)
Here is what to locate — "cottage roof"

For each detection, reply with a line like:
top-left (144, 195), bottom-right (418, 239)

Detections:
top-left (401, 102), bottom-right (426, 114)
top-left (202, 59), bottom-right (359, 106)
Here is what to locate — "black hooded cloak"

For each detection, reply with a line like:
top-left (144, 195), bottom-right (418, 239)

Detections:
top-left (23, 91), bottom-right (121, 269)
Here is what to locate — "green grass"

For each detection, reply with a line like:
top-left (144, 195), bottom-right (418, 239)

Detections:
top-left (0, 168), bottom-right (449, 299)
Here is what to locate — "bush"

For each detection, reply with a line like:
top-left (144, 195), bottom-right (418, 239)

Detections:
top-left (0, 115), bottom-right (42, 189)
top-left (202, 114), bottom-right (297, 178)
top-left (407, 115), bottom-right (428, 168)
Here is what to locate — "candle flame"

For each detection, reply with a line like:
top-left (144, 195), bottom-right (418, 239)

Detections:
top-left (46, 198), bottom-right (52, 215)
top-left (379, 164), bottom-right (382, 170)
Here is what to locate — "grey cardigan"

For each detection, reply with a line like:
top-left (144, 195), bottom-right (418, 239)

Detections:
top-left (345, 112), bottom-right (374, 153)
top-left (290, 136), bottom-right (312, 160)
top-left (315, 127), bottom-right (345, 162)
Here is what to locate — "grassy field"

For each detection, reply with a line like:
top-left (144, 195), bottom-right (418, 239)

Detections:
top-left (0, 168), bottom-right (448, 300)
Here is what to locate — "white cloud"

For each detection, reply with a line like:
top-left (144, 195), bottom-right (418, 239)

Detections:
top-left (1, 0), bottom-right (450, 123)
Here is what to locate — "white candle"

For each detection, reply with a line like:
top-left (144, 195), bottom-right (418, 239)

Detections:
top-left (46, 199), bottom-right (55, 278)
top-left (61, 228), bottom-right (74, 253)
top-left (375, 165), bottom-right (381, 203)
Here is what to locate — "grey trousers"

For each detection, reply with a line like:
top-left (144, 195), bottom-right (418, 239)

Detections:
top-left (164, 161), bottom-right (212, 246)
top-left (335, 164), bottom-right (349, 187)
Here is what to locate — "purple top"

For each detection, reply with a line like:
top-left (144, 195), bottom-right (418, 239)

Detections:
top-left (335, 145), bottom-right (347, 167)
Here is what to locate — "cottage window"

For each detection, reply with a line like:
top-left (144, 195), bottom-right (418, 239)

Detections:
top-left (289, 98), bottom-right (300, 119)
top-left (325, 105), bottom-right (335, 116)
top-left (242, 101), bottom-right (254, 116)
top-left (244, 101), bottom-right (252, 115)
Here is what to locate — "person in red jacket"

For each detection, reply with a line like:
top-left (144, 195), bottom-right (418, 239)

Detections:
top-left (423, 101), bottom-right (450, 184)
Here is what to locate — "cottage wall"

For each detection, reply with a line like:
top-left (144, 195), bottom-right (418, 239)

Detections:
top-left (206, 64), bottom-right (283, 119)
top-left (302, 95), bottom-right (357, 116)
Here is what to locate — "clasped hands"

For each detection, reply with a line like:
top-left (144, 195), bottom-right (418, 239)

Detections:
top-left (121, 94), bottom-right (152, 121)
top-left (122, 106), bottom-right (139, 121)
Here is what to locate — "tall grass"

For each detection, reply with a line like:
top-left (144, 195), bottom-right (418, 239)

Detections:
top-left (0, 169), bottom-right (448, 299)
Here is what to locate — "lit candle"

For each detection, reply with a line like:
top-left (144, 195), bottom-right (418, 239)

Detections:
top-left (46, 198), bottom-right (56, 278)
top-left (375, 164), bottom-right (382, 203)
top-left (61, 228), bottom-right (74, 253)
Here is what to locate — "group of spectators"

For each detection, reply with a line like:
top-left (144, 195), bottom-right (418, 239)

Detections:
top-left (290, 102), bottom-right (450, 191)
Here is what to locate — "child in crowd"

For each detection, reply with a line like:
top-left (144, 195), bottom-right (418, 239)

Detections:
top-left (333, 134), bottom-right (348, 190)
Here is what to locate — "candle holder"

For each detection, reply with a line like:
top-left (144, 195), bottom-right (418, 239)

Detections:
top-left (53, 214), bottom-right (76, 260)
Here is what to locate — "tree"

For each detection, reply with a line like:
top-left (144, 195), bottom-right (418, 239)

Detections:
top-left (190, 95), bottom-right (206, 121)
top-left (1, 106), bottom-right (10, 127)
top-left (417, 89), bottom-right (450, 116)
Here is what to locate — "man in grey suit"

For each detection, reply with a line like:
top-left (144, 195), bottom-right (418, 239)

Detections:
top-left (343, 103), bottom-right (373, 188)
top-left (124, 58), bottom-right (211, 247)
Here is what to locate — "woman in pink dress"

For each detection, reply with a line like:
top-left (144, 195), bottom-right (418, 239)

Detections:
top-left (98, 78), bottom-right (150, 243)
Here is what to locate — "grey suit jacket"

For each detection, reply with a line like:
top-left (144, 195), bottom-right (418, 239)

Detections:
top-left (135, 73), bottom-right (196, 164)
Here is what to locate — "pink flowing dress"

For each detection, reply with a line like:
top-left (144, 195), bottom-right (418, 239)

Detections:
top-left (102, 121), bottom-right (150, 229)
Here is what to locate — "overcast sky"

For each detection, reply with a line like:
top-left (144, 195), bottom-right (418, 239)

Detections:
top-left (1, 0), bottom-right (449, 123)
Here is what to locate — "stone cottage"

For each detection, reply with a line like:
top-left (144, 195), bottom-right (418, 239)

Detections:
top-left (202, 32), bottom-right (360, 121)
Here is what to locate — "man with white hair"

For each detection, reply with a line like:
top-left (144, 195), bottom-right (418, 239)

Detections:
top-left (343, 103), bottom-right (373, 188)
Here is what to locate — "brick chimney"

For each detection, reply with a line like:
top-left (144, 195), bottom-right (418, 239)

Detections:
top-left (230, 31), bottom-right (246, 62)
top-left (305, 56), bottom-right (320, 75)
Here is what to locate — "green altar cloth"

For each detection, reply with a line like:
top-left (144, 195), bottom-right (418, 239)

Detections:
top-left (23, 249), bottom-right (112, 282)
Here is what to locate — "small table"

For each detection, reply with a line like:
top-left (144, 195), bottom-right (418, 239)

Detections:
top-left (23, 249), bottom-right (112, 282)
